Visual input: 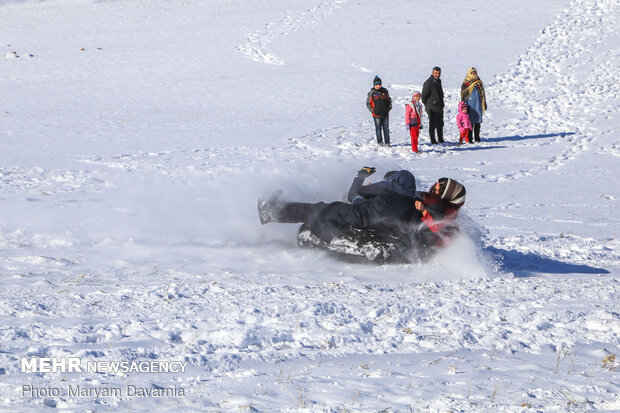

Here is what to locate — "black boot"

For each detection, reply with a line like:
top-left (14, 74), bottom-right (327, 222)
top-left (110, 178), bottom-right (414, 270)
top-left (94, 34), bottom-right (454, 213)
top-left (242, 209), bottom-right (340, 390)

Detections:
top-left (437, 127), bottom-right (444, 143)
top-left (429, 130), bottom-right (437, 145)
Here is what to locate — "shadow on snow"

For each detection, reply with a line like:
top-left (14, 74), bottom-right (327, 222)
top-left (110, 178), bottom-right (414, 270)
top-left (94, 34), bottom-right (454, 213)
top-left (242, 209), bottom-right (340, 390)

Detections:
top-left (450, 144), bottom-right (507, 151)
top-left (485, 246), bottom-right (610, 278)
top-left (390, 142), bottom-right (507, 151)
top-left (391, 132), bottom-right (575, 150)
top-left (484, 132), bottom-right (576, 143)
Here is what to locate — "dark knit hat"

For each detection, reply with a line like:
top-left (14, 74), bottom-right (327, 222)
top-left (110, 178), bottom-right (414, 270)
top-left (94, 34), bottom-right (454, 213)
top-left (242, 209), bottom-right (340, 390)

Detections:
top-left (383, 170), bottom-right (398, 179)
top-left (373, 76), bottom-right (382, 85)
top-left (438, 178), bottom-right (466, 206)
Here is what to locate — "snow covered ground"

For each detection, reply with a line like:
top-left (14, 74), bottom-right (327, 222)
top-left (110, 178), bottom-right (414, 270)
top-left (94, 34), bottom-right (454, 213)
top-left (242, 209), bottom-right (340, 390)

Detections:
top-left (1, 0), bottom-right (618, 411)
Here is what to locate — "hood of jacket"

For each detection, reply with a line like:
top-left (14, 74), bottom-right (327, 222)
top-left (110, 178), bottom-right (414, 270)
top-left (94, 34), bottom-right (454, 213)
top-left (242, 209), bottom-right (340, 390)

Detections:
top-left (458, 101), bottom-right (468, 114)
top-left (375, 170), bottom-right (416, 198)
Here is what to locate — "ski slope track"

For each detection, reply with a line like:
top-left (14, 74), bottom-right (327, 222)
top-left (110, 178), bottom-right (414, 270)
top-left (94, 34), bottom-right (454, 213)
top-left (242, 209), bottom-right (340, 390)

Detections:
top-left (489, 0), bottom-right (620, 181)
top-left (0, 0), bottom-right (618, 411)
top-left (236, 0), bottom-right (346, 65)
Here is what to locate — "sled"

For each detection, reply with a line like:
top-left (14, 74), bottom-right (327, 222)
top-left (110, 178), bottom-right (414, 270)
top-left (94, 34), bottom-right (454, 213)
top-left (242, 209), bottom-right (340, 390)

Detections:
top-left (296, 223), bottom-right (437, 264)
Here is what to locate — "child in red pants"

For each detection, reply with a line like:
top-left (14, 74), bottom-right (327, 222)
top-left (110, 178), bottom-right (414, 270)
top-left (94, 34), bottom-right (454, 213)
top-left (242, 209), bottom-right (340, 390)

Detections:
top-left (457, 101), bottom-right (473, 143)
top-left (405, 91), bottom-right (424, 152)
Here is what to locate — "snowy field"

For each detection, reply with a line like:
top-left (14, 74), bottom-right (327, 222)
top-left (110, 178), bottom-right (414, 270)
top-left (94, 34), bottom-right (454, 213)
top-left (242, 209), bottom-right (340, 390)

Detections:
top-left (1, 0), bottom-right (619, 411)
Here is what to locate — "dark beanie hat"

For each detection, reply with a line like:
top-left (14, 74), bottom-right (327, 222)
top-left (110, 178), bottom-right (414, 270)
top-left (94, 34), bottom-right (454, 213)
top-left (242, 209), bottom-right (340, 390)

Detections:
top-left (437, 178), bottom-right (466, 206)
top-left (373, 76), bottom-right (382, 85)
top-left (383, 170), bottom-right (398, 179)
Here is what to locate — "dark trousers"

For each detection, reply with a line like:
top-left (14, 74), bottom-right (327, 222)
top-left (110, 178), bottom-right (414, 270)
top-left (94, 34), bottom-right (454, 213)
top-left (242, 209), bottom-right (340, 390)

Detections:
top-left (427, 111), bottom-right (444, 144)
top-left (273, 201), bottom-right (325, 223)
top-left (473, 123), bottom-right (481, 142)
top-left (271, 200), bottom-right (357, 242)
top-left (373, 116), bottom-right (390, 145)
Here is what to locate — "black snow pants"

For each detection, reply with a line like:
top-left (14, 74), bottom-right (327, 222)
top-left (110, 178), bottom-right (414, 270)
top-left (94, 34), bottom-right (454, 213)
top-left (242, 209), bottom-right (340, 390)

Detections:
top-left (271, 201), bottom-right (358, 242)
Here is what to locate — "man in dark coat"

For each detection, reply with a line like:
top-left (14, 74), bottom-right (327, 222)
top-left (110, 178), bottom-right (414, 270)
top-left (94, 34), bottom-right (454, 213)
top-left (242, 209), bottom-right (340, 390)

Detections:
top-left (421, 67), bottom-right (445, 144)
top-left (258, 169), bottom-right (417, 243)
top-left (366, 76), bottom-right (392, 146)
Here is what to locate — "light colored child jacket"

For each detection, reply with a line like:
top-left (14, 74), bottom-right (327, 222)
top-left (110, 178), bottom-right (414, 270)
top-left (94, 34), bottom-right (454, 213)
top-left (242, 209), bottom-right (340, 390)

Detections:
top-left (405, 101), bottom-right (423, 126)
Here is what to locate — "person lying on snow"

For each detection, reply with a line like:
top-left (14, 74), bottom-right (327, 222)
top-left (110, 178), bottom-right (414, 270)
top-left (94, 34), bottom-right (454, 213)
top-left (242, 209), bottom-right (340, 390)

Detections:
top-left (413, 178), bottom-right (466, 248)
top-left (258, 168), bottom-right (417, 243)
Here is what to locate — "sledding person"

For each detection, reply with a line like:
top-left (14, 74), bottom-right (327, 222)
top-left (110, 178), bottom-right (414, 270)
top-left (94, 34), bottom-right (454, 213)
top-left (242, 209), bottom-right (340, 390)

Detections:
top-left (413, 178), bottom-right (466, 248)
top-left (405, 91), bottom-right (424, 152)
top-left (258, 168), bottom-right (417, 243)
top-left (460, 67), bottom-right (487, 142)
top-left (456, 102), bottom-right (473, 144)
top-left (421, 66), bottom-right (445, 144)
top-left (366, 76), bottom-right (392, 147)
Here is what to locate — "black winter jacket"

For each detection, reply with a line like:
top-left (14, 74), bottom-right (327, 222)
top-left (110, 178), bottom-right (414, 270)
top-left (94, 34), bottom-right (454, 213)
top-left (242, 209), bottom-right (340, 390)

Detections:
top-left (309, 171), bottom-right (416, 241)
top-left (421, 75), bottom-right (444, 113)
top-left (366, 87), bottom-right (392, 118)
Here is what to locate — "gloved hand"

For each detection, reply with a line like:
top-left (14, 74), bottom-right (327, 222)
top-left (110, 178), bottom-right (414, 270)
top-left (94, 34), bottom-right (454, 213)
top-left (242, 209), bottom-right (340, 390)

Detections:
top-left (357, 166), bottom-right (376, 178)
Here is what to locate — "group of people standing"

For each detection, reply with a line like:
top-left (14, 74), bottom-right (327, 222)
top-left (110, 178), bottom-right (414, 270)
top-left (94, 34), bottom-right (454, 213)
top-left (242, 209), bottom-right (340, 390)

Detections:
top-left (366, 67), bottom-right (487, 152)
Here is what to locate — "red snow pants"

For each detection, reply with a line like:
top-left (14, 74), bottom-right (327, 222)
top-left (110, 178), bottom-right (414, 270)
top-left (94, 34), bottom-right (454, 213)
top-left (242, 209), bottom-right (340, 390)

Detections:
top-left (459, 129), bottom-right (471, 143)
top-left (409, 126), bottom-right (420, 152)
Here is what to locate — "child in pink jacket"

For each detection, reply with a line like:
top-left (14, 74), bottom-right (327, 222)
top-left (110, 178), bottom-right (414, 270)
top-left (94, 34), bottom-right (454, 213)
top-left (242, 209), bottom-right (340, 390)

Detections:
top-left (457, 101), bottom-right (473, 143)
top-left (405, 91), bottom-right (423, 152)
